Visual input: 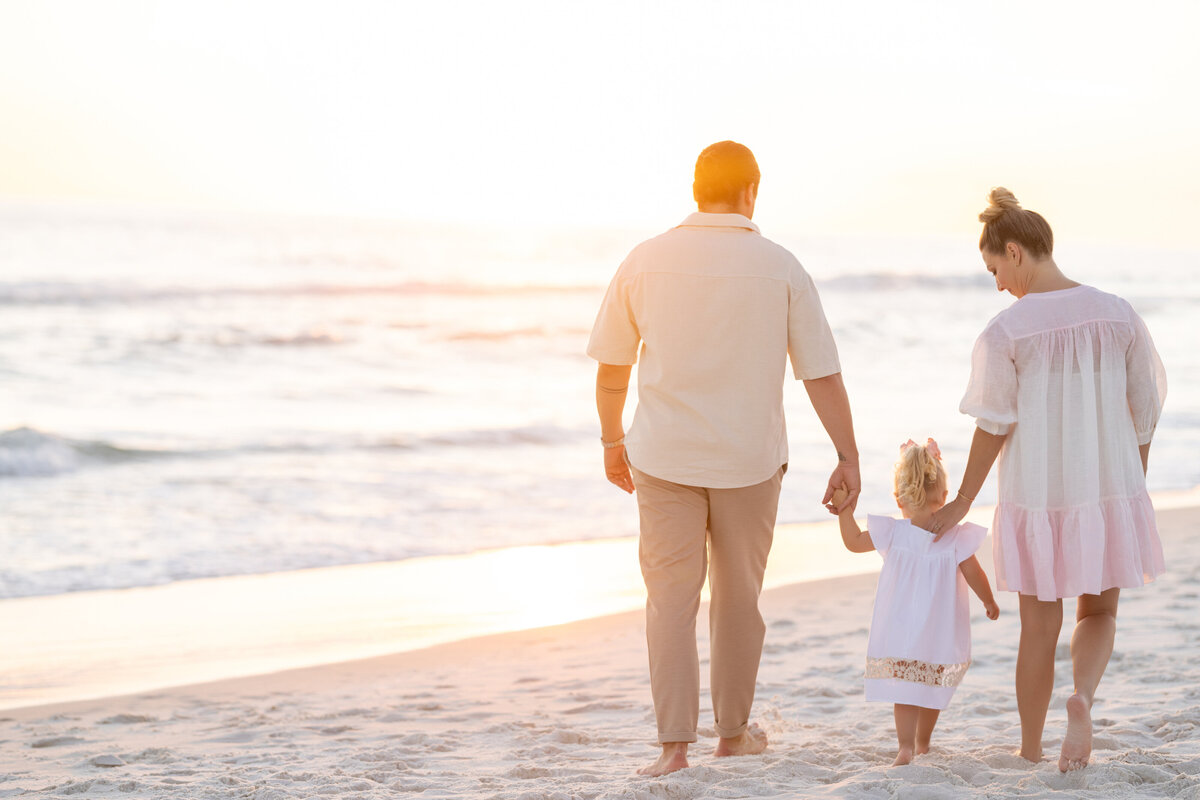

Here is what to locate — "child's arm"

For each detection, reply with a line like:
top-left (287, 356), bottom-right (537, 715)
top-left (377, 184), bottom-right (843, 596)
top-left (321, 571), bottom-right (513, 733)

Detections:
top-left (959, 555), bottom-right (1000, 619)
top-left (832, 486), bottom-right (874, 553)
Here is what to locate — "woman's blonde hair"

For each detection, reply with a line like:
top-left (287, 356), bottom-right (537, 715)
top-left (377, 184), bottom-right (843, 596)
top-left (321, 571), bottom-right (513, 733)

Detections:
top-left (894, 440), bottom-right (947, 509)
top-left (979, 187), bottom-right (1054, 258)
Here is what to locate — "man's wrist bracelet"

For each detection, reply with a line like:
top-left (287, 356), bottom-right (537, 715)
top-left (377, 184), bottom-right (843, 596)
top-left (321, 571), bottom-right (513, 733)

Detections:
top-left (601, 437), bottom-right (625, 449)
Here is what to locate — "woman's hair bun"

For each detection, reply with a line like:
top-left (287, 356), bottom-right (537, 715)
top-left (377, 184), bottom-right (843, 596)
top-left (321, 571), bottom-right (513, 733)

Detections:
top-left (979, 187), bottom-right (1022, 224)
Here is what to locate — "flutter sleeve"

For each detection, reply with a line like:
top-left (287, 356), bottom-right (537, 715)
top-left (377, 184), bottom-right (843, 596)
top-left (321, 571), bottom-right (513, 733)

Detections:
top-left (1124, 303), bottom-right (1167, 446)
top-left (866, 515), bottom-right (895, 559)
top-left (960, 318), bottom-right (1017, 436)
top-left (953, 522), bottom-right (988, 564)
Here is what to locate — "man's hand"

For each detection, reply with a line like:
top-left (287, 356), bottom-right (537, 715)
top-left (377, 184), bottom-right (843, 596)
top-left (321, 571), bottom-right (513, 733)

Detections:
top-left (605, 445), bottom-right (634, 494)
top-left (823, 462), bottom-right (860, 515)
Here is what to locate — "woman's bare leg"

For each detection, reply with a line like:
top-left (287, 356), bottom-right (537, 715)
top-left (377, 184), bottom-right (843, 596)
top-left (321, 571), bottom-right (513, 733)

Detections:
top-left (1017, 594), bottom-right (1063, 762)
top-left (1060, 588), bottom-right (1119, 772)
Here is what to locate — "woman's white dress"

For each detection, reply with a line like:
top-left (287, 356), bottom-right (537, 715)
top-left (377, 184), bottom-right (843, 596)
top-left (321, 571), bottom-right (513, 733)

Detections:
top-left (961, 285), bottom-right (1167, 601)
top-left (864, 515), bottom-right (987, 710)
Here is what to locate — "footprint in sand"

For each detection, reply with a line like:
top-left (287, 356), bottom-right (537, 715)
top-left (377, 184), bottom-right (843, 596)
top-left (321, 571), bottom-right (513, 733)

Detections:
top-left (32, 736), bottom-right (85, 748)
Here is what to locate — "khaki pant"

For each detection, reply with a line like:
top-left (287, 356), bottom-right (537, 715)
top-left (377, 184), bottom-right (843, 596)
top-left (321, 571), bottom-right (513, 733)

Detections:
top-left (630, 464), bottom-right (783, 743)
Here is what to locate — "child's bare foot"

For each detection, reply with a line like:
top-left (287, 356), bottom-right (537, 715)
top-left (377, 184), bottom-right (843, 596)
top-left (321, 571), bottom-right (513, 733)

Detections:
top-left (714, 723), bottom-right (768, 757)
top-left (892, 747), bottom-right (914, 766)
top-left (637, 742), bottom-right (689, 776)
top-left (1059, 693), bottom-right (1092, 772)
top-left (1018, 747), bottom-right (1044, 763)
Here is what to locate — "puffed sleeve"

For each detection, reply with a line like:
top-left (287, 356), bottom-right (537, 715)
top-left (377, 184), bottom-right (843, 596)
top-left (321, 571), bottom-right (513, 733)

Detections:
top-left (787, 264), bottom-right (841, 380)
top-left (866, 515), bottom-right (895, 559)
top-left (586, 266), bottom-right (640, 365)
top-left (960, 318), bottom-right (1017, 436)
top-left (953, 522), bottom-right (988, 564)
top-left (1124, 303), bottom-right (1167, 445)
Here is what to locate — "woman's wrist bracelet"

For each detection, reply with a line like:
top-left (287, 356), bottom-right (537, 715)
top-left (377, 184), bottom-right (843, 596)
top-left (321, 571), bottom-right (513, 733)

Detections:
top-left (601, 436), bottom-right (625, 449)
top-left (957, 489), bottom-right (974, 503)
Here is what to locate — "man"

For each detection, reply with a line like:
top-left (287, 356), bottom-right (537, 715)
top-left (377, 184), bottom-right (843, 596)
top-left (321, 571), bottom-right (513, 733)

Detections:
top-left (587, 140), bottom-right (860, 776)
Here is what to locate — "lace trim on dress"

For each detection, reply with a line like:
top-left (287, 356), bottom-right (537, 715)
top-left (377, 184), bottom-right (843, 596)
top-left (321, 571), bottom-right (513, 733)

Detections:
top-left (864, 657), bottom-right (970, 688)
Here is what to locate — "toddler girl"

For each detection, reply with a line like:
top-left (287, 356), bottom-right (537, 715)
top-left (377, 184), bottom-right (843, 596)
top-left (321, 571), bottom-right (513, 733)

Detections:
top-left (834, 438), bottom-right (999, 766)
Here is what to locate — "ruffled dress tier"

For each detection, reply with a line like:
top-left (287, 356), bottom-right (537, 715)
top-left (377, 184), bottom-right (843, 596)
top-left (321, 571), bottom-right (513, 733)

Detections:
top-left (961, 285), bottom-right (1168, 601)
top-left (864, 516), bottom-right (988, 710)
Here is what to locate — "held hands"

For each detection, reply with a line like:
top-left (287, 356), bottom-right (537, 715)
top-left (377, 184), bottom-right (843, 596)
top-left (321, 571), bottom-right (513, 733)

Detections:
top-left (830, 485), bottom-right (849, 514)
top-left (928, 495), bottom-right (970, 541)
top-left (823, 462), bottom-right (860, 515)
top-left (604, 444), bottom-right (634, 494)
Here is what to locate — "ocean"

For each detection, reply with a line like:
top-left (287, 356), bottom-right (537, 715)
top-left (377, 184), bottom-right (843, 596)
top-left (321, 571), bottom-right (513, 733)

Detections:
top-left (2, 205), bottom-right (1197, 601)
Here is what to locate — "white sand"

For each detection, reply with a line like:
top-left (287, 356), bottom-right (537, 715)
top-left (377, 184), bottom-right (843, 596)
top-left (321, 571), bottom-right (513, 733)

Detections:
top-left (3, 505), bottom-right (1200, 798)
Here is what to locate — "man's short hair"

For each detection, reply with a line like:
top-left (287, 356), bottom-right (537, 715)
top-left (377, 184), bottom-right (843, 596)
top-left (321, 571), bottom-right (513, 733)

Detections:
top-left (693, 141), bottom-right (760, 206)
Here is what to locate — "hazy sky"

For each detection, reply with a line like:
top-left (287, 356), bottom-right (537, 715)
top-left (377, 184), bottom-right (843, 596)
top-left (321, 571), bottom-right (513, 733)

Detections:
top-left (2, 1), bottom-right (1198, 244)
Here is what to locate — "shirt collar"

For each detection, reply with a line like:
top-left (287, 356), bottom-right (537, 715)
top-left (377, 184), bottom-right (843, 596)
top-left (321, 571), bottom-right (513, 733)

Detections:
top-left (676, 212), bottom-right (760, 234)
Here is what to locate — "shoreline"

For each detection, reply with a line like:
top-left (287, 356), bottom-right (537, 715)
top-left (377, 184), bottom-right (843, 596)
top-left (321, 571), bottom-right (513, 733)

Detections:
top-left (0, 513), bottom-right (881, 713)
top-left (4, 487), bottom-right (1198, 713)
top-left (3, 503), bottom-right (1197, 797)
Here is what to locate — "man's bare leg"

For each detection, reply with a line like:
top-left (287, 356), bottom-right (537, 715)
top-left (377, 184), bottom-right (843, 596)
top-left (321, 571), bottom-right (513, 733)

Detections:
top-left (713, 722), bottom-right (768, 757)
top-left (915, 707), bottom-right (941, 755)
top-left (638, 742), bottom-right (689, 776)
top-left (1060, 588), bottom-right (1119, 772)
top-left (1017, 594), bottom-right (1063, 762)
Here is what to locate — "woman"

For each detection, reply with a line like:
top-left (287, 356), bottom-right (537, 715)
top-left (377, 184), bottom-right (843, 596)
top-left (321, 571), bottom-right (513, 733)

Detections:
top-left (928, 188), bottom-right (1167, 772)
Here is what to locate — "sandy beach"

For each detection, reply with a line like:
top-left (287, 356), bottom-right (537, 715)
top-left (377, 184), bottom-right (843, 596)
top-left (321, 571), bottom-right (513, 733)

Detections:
top-left (3, 501), bottom-right (1199, 798)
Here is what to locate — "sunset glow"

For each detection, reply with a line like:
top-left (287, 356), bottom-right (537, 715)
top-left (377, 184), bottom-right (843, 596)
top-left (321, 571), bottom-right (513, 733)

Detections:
top-left (1, 1), bottom-right (1197, 245)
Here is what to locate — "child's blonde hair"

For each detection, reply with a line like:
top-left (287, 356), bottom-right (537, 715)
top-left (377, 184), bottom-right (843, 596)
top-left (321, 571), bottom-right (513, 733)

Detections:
top-left (894, 439), bottom-right (947, 509)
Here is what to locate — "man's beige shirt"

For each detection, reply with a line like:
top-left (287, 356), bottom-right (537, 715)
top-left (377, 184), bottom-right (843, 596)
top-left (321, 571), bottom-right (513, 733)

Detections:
top-left (588, 212), bottom-right (840, 488)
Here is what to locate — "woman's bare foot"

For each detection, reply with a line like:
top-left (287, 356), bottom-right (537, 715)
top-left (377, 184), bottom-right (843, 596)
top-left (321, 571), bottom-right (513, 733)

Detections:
top-left (637, 742), bottom-right (689, 776)
top-left (1018, 747), bottom-right (1044, 763)
top-left (1059, 693), bottom-right (1092, 772)
top-left (914, 742), bottom-right (930, 756)
top-left (714, 723), bottom-right (768, 757)
top-left (892, 747), bottom-right (914, 766)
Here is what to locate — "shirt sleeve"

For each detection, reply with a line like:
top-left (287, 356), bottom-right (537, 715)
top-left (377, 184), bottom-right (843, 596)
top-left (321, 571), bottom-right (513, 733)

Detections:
top-left (586, 267), bottom-right (640, 365)
top-left (1124, 303), bottom-right (1167, 446)
top-left (952, 522), bottom-right (988, 564)
top-left (960, 319), bottom-right (1018, 436)
top-left (866, 515), bottom-right (894, 558)
top-left (787, 266), bottom-right (841, 380)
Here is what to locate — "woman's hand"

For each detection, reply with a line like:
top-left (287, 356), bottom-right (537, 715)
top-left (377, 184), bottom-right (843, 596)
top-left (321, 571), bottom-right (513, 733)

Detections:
top-left (928, 495), bottom-right (970, 541)
top-left (604, 444), bottom-right (634, 494)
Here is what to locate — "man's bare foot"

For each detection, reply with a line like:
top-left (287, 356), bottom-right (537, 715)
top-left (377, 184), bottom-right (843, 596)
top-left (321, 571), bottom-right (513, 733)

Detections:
top-left (892, 747), bottom-right (913, 766)
top-left (714, 723), bottom-right (768, 757)
top-left (637, 742), bottom-right (689, 776)
top-left (1058, 693), bottom-right (1092, 772)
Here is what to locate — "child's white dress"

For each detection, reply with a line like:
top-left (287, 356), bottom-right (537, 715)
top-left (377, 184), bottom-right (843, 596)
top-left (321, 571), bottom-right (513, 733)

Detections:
top-left (864, 514), bottom-right (987, 710)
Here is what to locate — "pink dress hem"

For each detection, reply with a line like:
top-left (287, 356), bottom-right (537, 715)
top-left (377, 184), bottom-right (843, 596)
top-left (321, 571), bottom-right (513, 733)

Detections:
top-left (992, 490), bottom-right (1165, 601)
